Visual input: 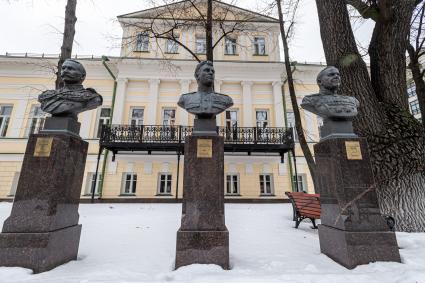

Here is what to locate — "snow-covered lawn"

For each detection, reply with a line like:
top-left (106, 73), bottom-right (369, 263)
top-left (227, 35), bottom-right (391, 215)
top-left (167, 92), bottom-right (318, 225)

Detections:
top-left (0, 203), bottom-right (424, 283)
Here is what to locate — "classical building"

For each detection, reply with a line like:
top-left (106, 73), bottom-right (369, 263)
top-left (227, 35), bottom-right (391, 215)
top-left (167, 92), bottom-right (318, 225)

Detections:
top-left (0, 1), bottom-right (324, 201)
top-left (407, 81), bottom-right (423, 122)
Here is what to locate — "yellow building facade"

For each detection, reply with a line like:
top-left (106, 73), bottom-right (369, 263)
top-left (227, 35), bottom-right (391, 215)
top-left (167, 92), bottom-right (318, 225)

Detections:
top-left (0, 2), bottom-right (324, 201)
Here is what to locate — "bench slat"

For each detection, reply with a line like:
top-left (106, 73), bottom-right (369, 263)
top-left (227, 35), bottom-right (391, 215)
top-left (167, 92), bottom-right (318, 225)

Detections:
top-left (294, 200), bottom-right (320, 206)
top-left (297, 204), bottom-right (321, 210)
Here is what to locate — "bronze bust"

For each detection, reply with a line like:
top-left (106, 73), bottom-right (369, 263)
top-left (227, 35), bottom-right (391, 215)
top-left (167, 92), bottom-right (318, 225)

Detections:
top-left (178, 61), bottom-right (233, 119)
top-left (301, 66), bottom-right (359, 120)
top-left (301, 66), bottom-right (360, 140)
top-left (38, 59), bottom-right (103, 120)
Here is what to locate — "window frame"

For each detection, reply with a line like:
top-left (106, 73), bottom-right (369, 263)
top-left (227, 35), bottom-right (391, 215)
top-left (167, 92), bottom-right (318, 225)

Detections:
top-left (195, 36), bottom-right (207, 54)
top-left (121, 172), bottom-right (137, 195)
top-left (410, 99), bottom-right (420, 115)
top-left (129, 107), bottom-right (144, 126)
top-left (253, 37), bottom-right (266, 55)
top-left (407, 84), bottom-right (416, 98)
top-left (0, 104), bottom-right (13, 137)
top-left (292, 174), bottom-right (307, 193)
top-left (96, 107), bottom-right (111, 138)
top-left (286, 111), bottom-right (299, 142)
top-left (166, 37), bottom-right (179, 54)
top-left (162, 108), bottom-right (176, 126)
top-left (85, 172), bottom-right (103, 196)
top-left (224, 36), bottom-right (237, 55)
top-left (25, 105), bottom-right (47, 137)
top-left (225, 173), bottom-right (240, 196)
top-left (259, 173), bottom-right (274, 196)
top-left (225, 109), bottom-right (239, 141)
top-left (135, 32), bottom-right (150, 52)
top-left (157, 173), bottom-right (173, 195)
top-left (255, 109), bottom-right (269, 128)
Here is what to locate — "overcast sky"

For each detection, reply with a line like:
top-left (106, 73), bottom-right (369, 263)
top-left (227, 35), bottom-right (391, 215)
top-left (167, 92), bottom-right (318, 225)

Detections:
top-left (0, 0), bottom-right (373, 63)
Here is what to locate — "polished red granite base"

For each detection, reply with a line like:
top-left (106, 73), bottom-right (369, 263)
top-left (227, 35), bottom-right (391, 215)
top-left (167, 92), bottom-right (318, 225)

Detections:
top-left (175, 135), bottom-right (229, 269)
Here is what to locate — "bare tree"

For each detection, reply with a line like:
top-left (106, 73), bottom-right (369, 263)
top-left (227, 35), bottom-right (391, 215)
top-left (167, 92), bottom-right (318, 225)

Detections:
top-left (275, 0), bottom-right (317, 183)
top-left (407, 1), bottom-right (425, 127)
top-left (118, 0), bottom-right (275, 63)
top-left (55, 0), bottom-right (77, 89)
top-left (315, 0), bottom-right (425, 232)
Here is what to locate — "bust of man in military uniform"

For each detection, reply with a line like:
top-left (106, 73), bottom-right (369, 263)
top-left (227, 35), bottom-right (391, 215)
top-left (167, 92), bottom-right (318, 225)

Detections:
top-left (301, 66), bottom-right (359, 120)
top-left (178, 61), bottom-right (233, 119)
top-left (38, 59), bottom-right (103, 121)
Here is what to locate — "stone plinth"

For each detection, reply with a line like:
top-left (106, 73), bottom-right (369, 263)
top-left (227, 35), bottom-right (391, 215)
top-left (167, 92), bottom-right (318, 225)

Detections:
top-left (314, 137), bottom-right (401, 269)
top-left (0, 133), bottom-right (87, 273)
top-left (175, 135), bottom-right (229, 270)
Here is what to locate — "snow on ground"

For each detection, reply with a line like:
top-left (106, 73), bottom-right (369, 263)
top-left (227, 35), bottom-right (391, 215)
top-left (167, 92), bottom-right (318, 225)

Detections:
top-left (0, 203), bottom-right (424, 283)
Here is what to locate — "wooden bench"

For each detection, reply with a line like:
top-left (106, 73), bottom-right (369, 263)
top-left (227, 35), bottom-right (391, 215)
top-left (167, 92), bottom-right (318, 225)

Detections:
top-left (285, 192), bottom-right (321, 229)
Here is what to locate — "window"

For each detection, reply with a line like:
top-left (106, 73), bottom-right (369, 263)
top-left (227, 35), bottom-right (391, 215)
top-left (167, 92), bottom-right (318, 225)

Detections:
top-left (130, 108), bottom-right (144, 126)
top-left (158, 173), bottom-right (172, 195)
top-left (96, 108), bottom-right (111, 138)
top-left (162, 109), bottom-right (176, 126)
top-left (86, 173), bottom-right (102, 195)
top-left (259, 174), bottom-right (274, 195)
top-left (410, 100), bottom-right (420, 115)
top-left (224, 37), bottom-right (237, 55)
top-left (286, 111), bottom-right (299, 142)
top-left (0, 105), bottom-right (12, 137)
top-left (25, 105), bottom-right (46, 137)
top-left (166, 38), bottom-right (179, 53)
top-left (254, 37), bottom-right (266, 55)
top-left (256, 110), bottom-right (269, 128)
top-left (407, 84), bottom-right (416, 98)
top-left (196, 36), bottom-right (206, 54)
top-left (225, 110), bottom-right (238, 141)
top-left (256, 110), bottom-right (269, 141)
top-left (293, 174), bottom-right (307, 192)
top-left (135, 32), bottom-right (149, 52)
top-left (122, 173), bottom-right (137, 195)
top-left (226, 174), bottom-right (239, 195)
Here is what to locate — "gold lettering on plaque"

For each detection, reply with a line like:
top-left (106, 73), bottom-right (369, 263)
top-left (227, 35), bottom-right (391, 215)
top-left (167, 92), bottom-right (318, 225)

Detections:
top-left (197, 139), bottom-right (212, 158)
top-left (34, 137), bottom-right (53, 157)
top-left (345, 141), bottom-right (362, 160)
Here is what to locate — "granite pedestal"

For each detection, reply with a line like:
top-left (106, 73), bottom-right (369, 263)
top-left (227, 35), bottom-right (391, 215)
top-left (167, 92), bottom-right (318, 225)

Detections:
top-left (175, 135), bottom-right (229, 269)
top-left (314, 137), bottom-right (400, 269)
top-left (0, 132), bottom-right (87, 273)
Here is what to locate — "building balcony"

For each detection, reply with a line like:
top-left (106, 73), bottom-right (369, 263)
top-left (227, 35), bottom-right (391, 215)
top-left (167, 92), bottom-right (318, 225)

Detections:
top-left (100, 125), bottom-right (294, 160)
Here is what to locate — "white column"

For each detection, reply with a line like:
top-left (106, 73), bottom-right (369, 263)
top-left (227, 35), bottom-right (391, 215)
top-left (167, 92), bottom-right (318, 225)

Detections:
top-left (146, 79), bottom-right (160, 125)
top-left (111, 78), bottom-right (129, 125)
top-left (241, 81), bottom-right (253, 127)
top-left (178, 79), bottom-right (190, 126)
top-left (79, 111), bottom-right (92, 139)
top-left (8, 99), bottom-right (28, 138)
top-left (272, 81), bottom-right (284, 128)
top-left (215, 80), bottom-right (224, 126)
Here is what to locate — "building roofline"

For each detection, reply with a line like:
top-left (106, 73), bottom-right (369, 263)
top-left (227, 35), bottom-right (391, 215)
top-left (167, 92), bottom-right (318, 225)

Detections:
top-left (0, 54), bottom-right (327, 67)
top-left (117, 0), bottom-right (279, 23)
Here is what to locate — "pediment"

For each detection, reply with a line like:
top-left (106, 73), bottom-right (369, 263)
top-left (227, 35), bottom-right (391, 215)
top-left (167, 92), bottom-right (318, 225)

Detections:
top-left (118, 0), bottom-right (278, 23)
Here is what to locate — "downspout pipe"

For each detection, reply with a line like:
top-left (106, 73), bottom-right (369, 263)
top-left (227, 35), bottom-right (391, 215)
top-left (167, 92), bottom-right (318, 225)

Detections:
top-left (281, 73), bottom-right (296, 192)
top-left (97, 56), bottom-right (118, 199)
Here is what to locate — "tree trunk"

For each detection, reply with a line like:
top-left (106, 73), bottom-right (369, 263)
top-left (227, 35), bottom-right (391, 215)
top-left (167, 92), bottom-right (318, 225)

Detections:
top-left (315, 0), bottom-right (425, 232)
top-left (407, 44), bottom-right (425, 127)
top-left (55, 0), bottom-right (77, 89)
top-left (276, 0), bottom-right (316, 183)
top-left (206, 0), bottom-right (213, 62)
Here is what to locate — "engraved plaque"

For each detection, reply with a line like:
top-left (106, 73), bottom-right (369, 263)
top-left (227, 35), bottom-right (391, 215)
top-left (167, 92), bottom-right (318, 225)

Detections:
top-left (34, 137), bottom-right (53, 157)
top-left (197, 139), bottom-right (212, 158)
top-left (345, 141), bottom-right (362, 160)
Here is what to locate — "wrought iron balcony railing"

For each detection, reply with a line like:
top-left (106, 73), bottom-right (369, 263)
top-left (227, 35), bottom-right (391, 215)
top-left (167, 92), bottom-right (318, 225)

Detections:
top-left (100, 125), bottom-right (294, 146)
